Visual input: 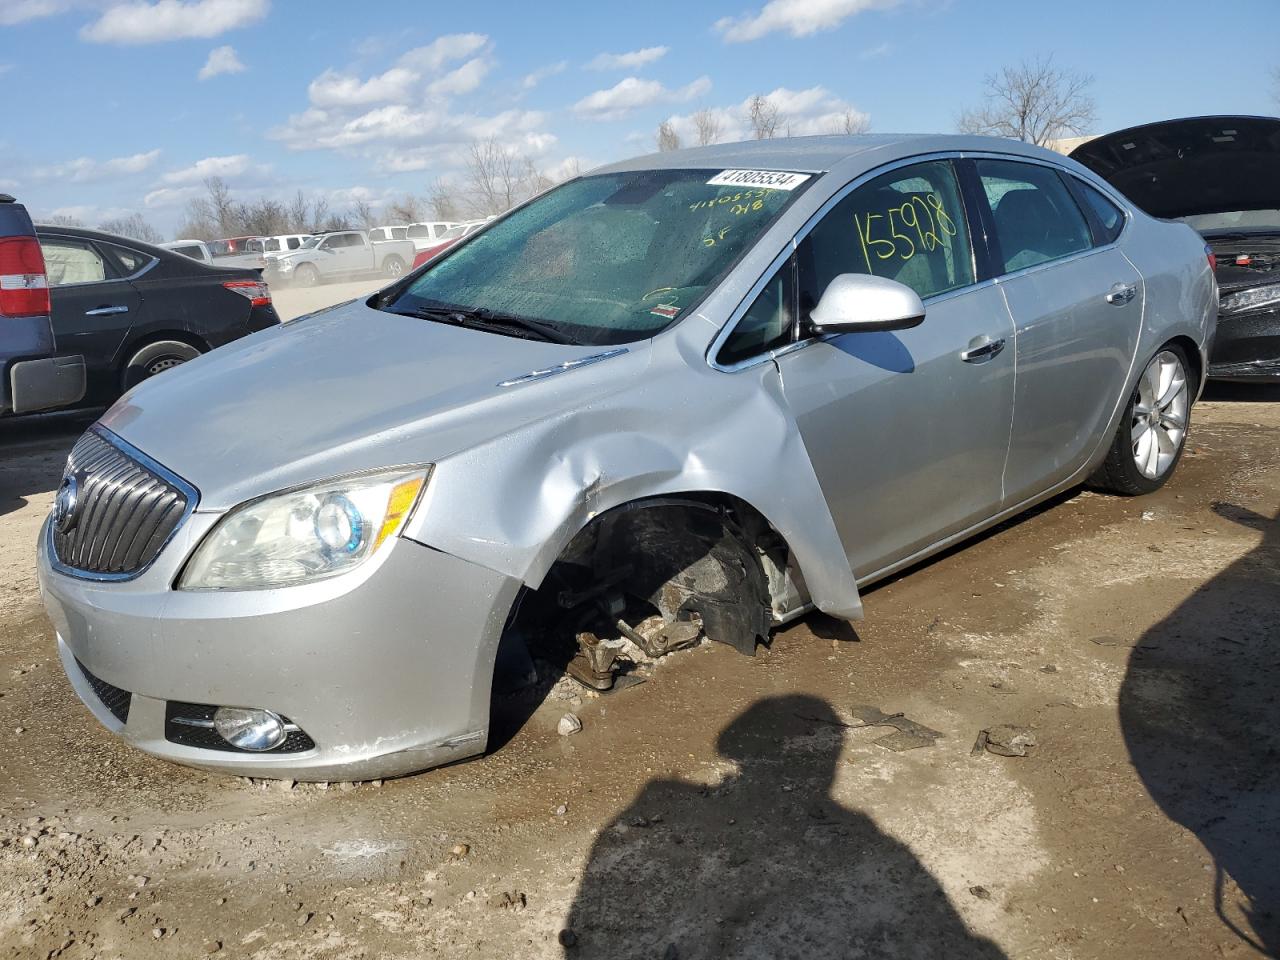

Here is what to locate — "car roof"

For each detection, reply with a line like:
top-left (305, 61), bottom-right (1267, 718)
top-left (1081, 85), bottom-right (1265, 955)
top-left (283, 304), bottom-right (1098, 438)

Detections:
top-left (591, 133), bottom-right (1062, 176)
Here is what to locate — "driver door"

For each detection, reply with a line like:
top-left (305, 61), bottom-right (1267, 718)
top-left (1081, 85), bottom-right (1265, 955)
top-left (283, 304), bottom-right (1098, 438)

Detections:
top-left (770, 159), bottom-right (1016, 579)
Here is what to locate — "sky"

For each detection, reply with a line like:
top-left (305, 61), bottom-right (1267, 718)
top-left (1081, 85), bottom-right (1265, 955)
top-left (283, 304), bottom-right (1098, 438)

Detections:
top-left (1, 0), bottom-right (1276, 237)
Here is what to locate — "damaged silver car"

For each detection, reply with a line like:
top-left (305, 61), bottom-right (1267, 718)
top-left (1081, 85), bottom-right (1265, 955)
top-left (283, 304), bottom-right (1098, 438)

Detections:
top-left (37, 136), bottom-right (1217, 780)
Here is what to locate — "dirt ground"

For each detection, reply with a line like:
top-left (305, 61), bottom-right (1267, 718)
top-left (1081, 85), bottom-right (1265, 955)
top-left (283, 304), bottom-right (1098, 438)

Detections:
top-left (0, 384), bottom-right (1277, 960)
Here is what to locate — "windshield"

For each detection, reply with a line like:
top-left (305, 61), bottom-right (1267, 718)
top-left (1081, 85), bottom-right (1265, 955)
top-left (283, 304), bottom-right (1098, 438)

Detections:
top-left (300, 235), bottom-right (325, 249)
top-left (437, 224), bottom-right (466, 241)
top-left (1181, 210), bottom-right (1280, 235)
top-left (383, 169), bottom-right (810, 345)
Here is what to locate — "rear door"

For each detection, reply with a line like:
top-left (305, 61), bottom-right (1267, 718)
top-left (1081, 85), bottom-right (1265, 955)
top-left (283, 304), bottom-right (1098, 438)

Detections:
top-left (969, 158), bottom-right (1143, 504)
top-left (41, 234), bottom-right (143, 401)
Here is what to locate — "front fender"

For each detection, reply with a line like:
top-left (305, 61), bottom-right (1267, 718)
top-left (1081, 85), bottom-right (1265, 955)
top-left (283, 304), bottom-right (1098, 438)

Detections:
top-left (405, 340), bottom-right (863, 620)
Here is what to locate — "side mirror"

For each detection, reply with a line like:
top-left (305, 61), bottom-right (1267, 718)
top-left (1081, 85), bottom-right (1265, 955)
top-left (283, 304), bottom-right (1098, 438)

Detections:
top-left (809, 274), bottom-right (925, 334)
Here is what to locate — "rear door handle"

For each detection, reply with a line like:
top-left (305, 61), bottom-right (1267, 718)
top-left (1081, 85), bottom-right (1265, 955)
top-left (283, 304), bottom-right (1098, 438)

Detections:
top-left (961, 336), bottom-right (1006, 363)
top-left (84, 305), bottom-right (129, 317)
top-left (1106, 283), bottom-right (1137, 305)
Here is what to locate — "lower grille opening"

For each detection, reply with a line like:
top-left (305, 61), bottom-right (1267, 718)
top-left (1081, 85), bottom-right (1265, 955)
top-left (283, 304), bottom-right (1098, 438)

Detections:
top-left (165, 702), bottom-right (316, 754)
top-left (75, 658), bottom-right (131, 725)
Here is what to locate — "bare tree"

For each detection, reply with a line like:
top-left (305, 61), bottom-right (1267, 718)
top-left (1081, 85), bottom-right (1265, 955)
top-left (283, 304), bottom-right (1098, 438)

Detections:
top-left (957, 55), bottom-right (1096, 147)
top-left (428, 179), bottom-right (462, 221)
top-left (557, 157), bottom-right (583, 181)
top-left (287, 190), bottom-right (311, 233)
top-left (746, 95), bottom-right (781, 140)
top-left (202, 176), bottom-right (240, 236)
top-left (307, 196), bottom-right (330, 235)
top-left (692, 108), bottom-right (723, 146)
top-left (832, 108), bottom-right (870, 135)
top-left (656, 120), bottom-right (681, 152)
top-left (521, 157), bottom-right (554, 198)
top-left (43, 214), bottom-right (85, 227)
top-left (386, 195), bottom-right (424, 225)
top-left (465, 138), bottom-right (523, 217)
top-left (351, 198), bottom-right (376, 230)
top-left (99, 213), bottom-right (163, 244)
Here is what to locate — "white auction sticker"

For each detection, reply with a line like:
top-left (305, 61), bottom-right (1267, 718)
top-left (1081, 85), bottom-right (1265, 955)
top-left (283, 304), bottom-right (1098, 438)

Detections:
top-left (706, 169), bottom-right (811, 191)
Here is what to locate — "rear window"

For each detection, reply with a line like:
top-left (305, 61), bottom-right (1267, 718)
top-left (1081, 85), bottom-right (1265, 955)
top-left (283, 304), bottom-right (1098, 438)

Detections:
top-left (1073, 180), bottom-right (1126, 244)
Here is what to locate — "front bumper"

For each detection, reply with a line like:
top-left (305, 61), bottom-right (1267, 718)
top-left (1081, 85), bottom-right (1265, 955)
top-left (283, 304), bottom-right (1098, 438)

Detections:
top-left (37, 516), bottom-right (521, 780)
top-left (1207, 307), bottom-right (1280, 380)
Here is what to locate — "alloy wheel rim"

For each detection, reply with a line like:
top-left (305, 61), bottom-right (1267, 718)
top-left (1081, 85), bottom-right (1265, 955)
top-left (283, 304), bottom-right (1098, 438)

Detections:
top-left (1131, 350), bottom-right (1189, 479)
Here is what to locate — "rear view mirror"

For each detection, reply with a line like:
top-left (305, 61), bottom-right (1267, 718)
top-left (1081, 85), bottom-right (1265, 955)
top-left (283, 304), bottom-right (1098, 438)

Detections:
top-left (810, 274), bottom-right (925, 334)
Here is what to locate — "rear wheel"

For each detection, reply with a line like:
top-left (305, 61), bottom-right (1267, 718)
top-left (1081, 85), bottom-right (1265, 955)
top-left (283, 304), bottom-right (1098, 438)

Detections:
top-left (294, 263), bottom-right (319, 287)
top-left (382, 255), bottom-right (405, 279)
top-left (121, 340), bottom-right (202, 392)
top-left (1092, 344), bottom-right (1192, 495)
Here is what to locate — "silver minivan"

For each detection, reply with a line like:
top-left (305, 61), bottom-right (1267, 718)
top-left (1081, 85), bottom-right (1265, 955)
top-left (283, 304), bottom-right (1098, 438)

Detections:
top-left (37, 135), bottom-right (1216, 780)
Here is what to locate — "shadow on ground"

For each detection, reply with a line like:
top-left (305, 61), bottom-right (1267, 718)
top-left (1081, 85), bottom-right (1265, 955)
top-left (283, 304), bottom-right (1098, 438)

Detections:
top-left (0, 410), bottom-right (94, 519)
top-left (1120, 504), bottom-right (1280, 955)
top-left (560, 694), bottom-right (1006, 959)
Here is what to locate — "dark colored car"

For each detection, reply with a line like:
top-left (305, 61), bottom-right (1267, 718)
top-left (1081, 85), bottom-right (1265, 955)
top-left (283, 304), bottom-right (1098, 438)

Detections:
top-left (1072, 116), bottom-right (1280, 380)
top-left (1, 194), bottom-right (85, 415)
top-left (35, 225), bottom-right (281, 405)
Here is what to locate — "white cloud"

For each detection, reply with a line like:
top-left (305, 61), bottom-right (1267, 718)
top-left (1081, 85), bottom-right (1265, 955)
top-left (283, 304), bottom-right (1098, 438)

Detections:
top-left (81, 0), bottom-right (269, 44)
top-left (585, 46), bottom-right (668, 71)
top-left (860, 40), bottom-right (891, 58)
top-left (45, 149), bottom-right (161, 183)
top-left (665, 85), bottom-right (869, 141)
top-left (426, 57), bottom-right (490, 97)
top-left (198, 44), bottom-right (245, 79)
top-left (143, 185), bottom-right (202, 208)
top-left (398, 33), bottom-right (489, 72)
top-left (574, 76), bottom-right (712, 121)
top-left (159, 153), bottom-right (251, 184)
top-left (715, 0), bottom-right (901, 42)
top-left (308, 66), bottom-right (417, 108)
top-left (522, 60), bottom-right (566, 90)
top-left (0, 63), bottom-right (12, 76)
top-left (0, 0), bottom-right (75, 26)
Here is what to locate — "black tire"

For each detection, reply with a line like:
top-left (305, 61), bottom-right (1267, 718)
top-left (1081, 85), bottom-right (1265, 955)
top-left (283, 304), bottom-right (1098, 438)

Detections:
top-left (122, 340), bottom-right (201, 392)
top-left (1091, 343), bottom-right (1193, 496)
top-left (382, 255), bottom-right (405, 279)
top-left (294, 263), bottom-right (320, 288)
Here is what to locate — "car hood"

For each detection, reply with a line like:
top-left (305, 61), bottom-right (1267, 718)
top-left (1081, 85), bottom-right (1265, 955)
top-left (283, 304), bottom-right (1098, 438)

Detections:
top-left (99, 299), bottom-right (632, 510)
top-left (1070, 115), bottom-right (1280, 219)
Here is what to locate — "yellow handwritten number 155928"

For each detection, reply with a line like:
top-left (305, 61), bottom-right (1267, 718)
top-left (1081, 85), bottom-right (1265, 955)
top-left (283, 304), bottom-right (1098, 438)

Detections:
top-left (853, 193), bottom-right (957, 273)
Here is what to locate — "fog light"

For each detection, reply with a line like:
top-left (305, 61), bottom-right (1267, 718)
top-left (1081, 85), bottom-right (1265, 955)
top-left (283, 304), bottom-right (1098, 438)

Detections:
top-left (213, 707), bottom-right (287, 752)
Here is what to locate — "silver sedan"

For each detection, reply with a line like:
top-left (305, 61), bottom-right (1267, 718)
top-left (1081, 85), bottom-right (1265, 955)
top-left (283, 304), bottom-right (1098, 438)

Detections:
top-left (37, 135), bottom-right (1216, 780)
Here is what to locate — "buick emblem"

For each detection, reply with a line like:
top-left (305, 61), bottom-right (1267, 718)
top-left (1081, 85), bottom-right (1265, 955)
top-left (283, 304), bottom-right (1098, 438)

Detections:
top-left (53, 474), bottom-right (80, 534)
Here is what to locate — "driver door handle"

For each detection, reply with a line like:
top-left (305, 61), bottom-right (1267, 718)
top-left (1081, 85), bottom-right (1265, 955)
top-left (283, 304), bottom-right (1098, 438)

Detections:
top-left (961, 336), bottom-right (1006, 363)
top-left (85, 304), bottom-right (129, 317)
top-left (1106, 282), bottom-right (1137, 305)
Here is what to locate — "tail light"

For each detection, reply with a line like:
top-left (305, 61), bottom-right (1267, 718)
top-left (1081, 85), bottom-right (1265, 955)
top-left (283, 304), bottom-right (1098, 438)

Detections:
top-left (1205, 243), bottom-right (1217, 273)
top-left (223, 280), bottom-right (271, 308)
top-left (0, 236), bottom-right (51, 317)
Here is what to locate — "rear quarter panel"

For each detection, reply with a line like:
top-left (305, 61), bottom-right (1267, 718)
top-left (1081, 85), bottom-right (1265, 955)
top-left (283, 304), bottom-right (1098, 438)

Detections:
top-left (1121, 213), bottom-right (1217, 391)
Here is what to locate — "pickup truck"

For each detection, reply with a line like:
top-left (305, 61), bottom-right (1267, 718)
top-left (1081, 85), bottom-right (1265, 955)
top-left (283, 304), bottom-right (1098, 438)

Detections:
top-left (264, 230), bottom-right (415, 287)
top-left (0, 194), bottom-right (85, 415)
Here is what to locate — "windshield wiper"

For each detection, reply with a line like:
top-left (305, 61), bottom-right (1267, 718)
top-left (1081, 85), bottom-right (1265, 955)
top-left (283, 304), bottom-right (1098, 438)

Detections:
top-left (391, 304), bottom-right (576, 344)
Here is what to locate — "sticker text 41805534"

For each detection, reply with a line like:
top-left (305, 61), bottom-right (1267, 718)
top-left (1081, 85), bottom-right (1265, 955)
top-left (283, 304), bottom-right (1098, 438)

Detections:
top-left (853, 193), bottom-right (958, 273)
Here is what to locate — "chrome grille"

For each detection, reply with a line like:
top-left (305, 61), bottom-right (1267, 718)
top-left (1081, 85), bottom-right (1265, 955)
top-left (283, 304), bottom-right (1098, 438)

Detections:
top-left (51, 428), bottom-right (197, 579)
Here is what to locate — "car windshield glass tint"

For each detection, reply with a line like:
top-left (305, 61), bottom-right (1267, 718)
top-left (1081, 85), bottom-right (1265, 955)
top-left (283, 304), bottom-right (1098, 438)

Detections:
top-left (301, 236), bottom-right (324, 249)
top-left (383, 170), bottom-right (810, 345)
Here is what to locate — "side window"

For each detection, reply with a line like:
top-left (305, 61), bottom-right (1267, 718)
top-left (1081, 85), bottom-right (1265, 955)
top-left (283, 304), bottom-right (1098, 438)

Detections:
top-left (975, 159), bottom-right (1092, 273)
top-left (41, 238), bottom-right (112, 286)
top-left (369, 229), bottom-right (386, 241)
top-left (287, 237), bottom-right (301, 249)
top-left (104, 243), bottom-right (151, 275)
top-left (798, 159), bottom-right (974, 314)
top-left (1073, 179), bottom-right (1125, 245)
top-left (717, 262), bottom-right (794, 366)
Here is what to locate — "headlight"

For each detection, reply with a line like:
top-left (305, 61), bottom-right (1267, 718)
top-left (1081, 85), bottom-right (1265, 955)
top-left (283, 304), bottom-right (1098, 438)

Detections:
top-left (1221, 283), bottom-right (1280, 315)
top-left (179, 466), bottom-right (429, 590)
